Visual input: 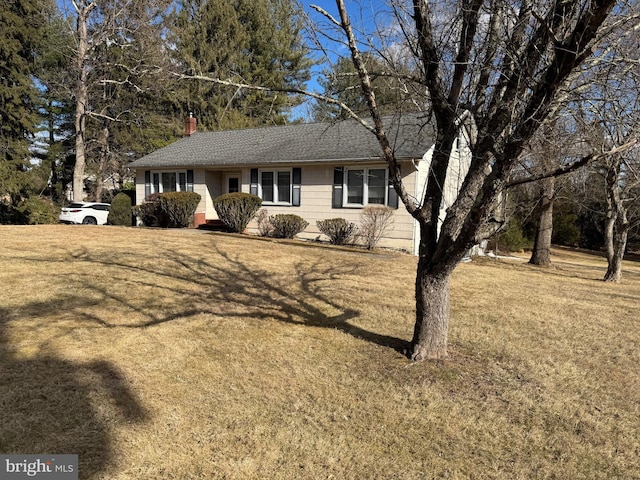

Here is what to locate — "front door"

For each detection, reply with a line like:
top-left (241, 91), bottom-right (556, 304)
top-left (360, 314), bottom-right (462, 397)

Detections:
top-left (225, 174), bottom-right (240, 194)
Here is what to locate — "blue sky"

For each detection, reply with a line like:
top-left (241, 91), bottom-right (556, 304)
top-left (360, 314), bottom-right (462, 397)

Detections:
top-left (295, 1), bottom-right (392, 117)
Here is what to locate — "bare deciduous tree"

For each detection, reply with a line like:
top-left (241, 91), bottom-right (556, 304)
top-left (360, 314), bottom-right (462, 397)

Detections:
top-left (524, 118), bottom-right (586, 266)
top-left (70, 0), bottom-right (97, 201)
top-left (66, 0), bottom-right (174, 201)
top-left (589, 103), bottom-right (640, 283)
top-left (324, 0), bottom-right (636, 360)
top-left (568, 16), bottom-right (640, 282)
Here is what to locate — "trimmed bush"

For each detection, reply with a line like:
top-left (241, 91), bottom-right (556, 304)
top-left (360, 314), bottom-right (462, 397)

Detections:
top-left (317, 218), bottom-right (357, 245)
top-left (134, 192), bottom-right (201, 228)
top-left (133, 203), bottom-right (156, 227)
top-left (213, 192), bottom-right (262, 233)
top-left (17, 197), bottom-right (60, 225)
top-left (107, 192), bottom-right (133, 226)
top-left (269, 214), bottom-right (308, 239)
top-left (359, 205), bottom-right (394, 250)
top-left (133, 194), bottom-right (162, 227)
top-left (158, 191), bottom-right (201, 228)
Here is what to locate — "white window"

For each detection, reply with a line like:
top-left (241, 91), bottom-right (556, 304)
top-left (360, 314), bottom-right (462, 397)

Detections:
top-left (152, 171), bottom-right (188, 194)
top-left (259, 169), bottom-right (292, 204)
top-left (344, 167), bottom-right (387, 206)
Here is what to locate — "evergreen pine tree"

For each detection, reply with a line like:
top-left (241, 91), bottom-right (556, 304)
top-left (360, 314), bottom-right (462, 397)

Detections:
top-left (0, 0), bottom-right (50, 205)
top-left (172, 0), bottom-right (312, 130)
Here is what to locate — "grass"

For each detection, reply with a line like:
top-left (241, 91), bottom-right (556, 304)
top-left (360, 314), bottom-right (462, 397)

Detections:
top-left (1, 225), bottom-right (639, 479)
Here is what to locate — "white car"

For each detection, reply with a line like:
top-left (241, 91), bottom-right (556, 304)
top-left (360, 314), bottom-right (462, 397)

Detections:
top-left (59, 202), bottom-right (111, 225)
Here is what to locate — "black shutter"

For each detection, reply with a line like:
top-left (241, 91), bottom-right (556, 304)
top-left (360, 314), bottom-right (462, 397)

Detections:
top-left (332, 167), bottom-right (343, 208)
top-left (292, 168), bottom-right (301, 206)
top-left (250, 168), bottom-right (259, 196)
top-left (387, 166), bottom-right (400, 209)
top-left (186, 170), bottom-right (194, 192)
top-left (144, 170), bottom-right (151, 198)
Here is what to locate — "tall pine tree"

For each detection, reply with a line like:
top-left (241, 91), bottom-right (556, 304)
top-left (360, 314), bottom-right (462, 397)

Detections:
top-left (312, 54), bottom-right (420, 122)
top-left (35, 7), bottom-right (76, 203)
top-left (173, 0), bottom-right (311, 130)
top-left (0, 0), bottom-right (49, 207)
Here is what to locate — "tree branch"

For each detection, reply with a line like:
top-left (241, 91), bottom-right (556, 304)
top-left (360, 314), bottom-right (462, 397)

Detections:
top-left (309, 5), bottom-right (341, 28)
top-left (334, 0), bottom-right (419, 215)
top-left (172, 72), bottom-right (374, 133)
top-left (506, 138), bottom-right (638, 188)
top-left (412, 0), bottom-right (450, 121)
top-left (448, 0), bottom-right (484, 107)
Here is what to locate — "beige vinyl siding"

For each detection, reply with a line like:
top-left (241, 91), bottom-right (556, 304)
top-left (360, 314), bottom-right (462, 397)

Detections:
top-left (135, 159), bottom-right (426, 252)
top-left (416, 136), bottom-right (471, 240)
top-left (203, 170), bottom-right (222, 219)
top-left (189, 169), bottom-right (205, 216)
top-left (244, 162), bottom-right (418, 252)
top-left (135, 170), bottom-right (146, 208)
top-left (412, 147), bottom-right (433, 254)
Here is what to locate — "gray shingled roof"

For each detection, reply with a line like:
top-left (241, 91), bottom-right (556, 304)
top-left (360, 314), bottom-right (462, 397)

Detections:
top-left (129, 113), bottom-right (435, 169)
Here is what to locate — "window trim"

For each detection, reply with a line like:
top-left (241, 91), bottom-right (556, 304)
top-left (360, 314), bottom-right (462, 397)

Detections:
top-left (147, 170), bottom-right (193, 195)
top-left (343, 166), bottom-right (388, 207)
top-left (258, 168), bottom-right (293, 205)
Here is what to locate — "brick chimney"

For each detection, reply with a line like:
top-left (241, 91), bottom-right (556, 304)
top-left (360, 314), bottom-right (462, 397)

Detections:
top-left (184, 114), bottom-right (197, 136)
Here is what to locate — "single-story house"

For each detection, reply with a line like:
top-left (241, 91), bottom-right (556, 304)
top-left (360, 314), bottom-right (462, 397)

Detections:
top-left (128, 113), bottom-right (471, 254)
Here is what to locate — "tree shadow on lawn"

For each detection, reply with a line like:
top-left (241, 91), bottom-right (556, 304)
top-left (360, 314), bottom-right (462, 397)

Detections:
top-left (65, 243), bottom-right (410, 355)
top-left (0, 242), bottom-right (407, 477)
top-left (0, 307), bottom-right (149, 479)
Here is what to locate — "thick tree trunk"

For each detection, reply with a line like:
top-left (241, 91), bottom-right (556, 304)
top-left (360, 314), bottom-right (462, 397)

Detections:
top-left (604, 214), bottom-right (615, 262)
top-left (604, 213), bottom-right (629, 283)
top-left (603, 160), bottom-right (628, 282)
top-left (410, 266), bottom-right (451, 361)
top-left (529, 177), bottom-right (555, 266)
top-left (72, 6), bottom-right (91, 201)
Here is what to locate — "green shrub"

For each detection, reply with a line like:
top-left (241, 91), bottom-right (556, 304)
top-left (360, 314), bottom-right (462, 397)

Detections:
top-left (107, 192), bottom-right (133, 226)
top-left (269, 214), bottom-right (308, 239)
top-left (133, 192), bottom-right (201, 228)
top-left (17, 197), bottom-right (60, 225)
top-left (0, 201), bottom-right (20, 224)
top-left (119, 189), bottom-right (136, 206)
top-left (133, 194), bottom-right (162, 227)
top-left (491, 216), bottom-right (532, 252)
top-left (158, 191), bottom-right (201, 228)
top-left (213, 192), bottom-right (262, 233)
top-left (553, 211), bottom-right (581, 247)
top-left (317, 218), bottom-right (357, 245)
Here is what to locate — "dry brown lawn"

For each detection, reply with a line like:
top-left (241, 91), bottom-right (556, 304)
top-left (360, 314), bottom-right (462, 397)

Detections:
top-left (1, 225), bottom-right (638, 479)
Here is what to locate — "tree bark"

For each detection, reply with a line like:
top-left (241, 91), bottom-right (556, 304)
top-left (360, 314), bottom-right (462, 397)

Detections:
top-left (529, 176), bottom-right (555, 266)
top-left (604, 213), bottom-right (615, 263)
top-left (604, 210), bottom-right (628, 282)
top-left (603, 158), bottom-right (631, 282)
top-left (411, 260), bottom-right (451, 361)
top-left (94, 125), bottom-right (110, 202)
top-left (72, 2), bottom-right (94, 202)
